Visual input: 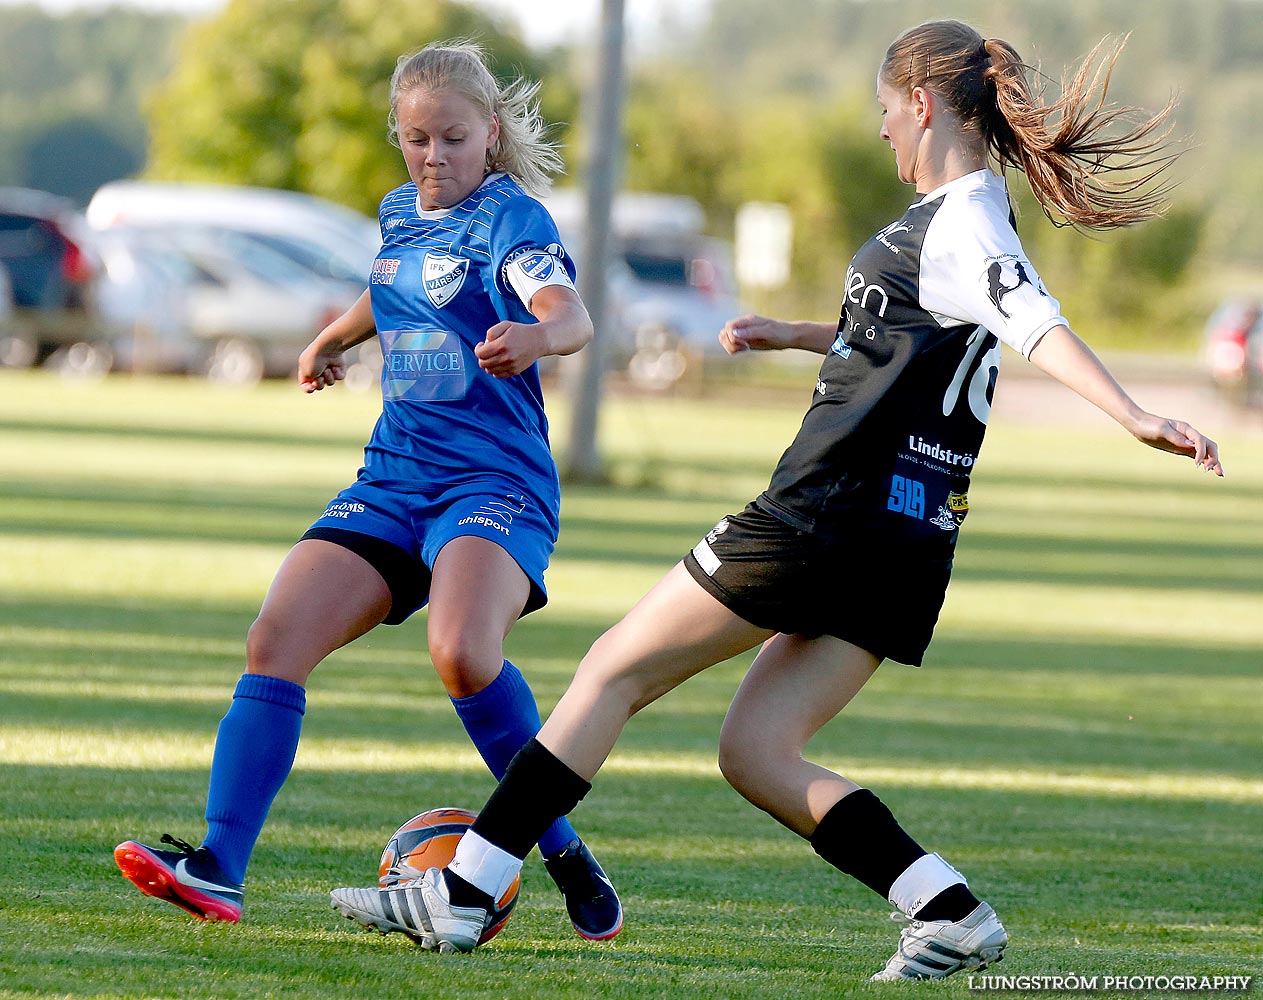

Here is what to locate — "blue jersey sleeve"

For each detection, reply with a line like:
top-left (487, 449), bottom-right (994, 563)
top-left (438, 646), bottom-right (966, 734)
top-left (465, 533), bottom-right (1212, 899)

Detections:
top-left (486, 196), bottom-right (577, 307)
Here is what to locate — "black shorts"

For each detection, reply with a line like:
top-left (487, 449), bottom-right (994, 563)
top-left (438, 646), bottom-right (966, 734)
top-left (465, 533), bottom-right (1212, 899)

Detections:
top-left (682, 503), bottom-right (953, 666)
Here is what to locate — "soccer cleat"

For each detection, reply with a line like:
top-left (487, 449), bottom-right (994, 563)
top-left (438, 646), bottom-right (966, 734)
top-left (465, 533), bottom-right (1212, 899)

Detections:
top-left (870, 901), bottom-right (1008, 981)
top-left (330, 868), bottom-right (486, 953)
top-left (114, 834), bottom-right (244, 922)
top-left (542, 839), bottom-right (623, 940)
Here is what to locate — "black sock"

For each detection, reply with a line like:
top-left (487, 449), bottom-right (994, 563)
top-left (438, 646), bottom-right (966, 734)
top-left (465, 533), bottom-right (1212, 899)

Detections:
top-left (469, 738), bottom-right (592, 860)
top-left (442, 869), bottom-right (495, 910)
top-left (913, 882), bottom-right (981, 923)
top-left (809, 788), bottom-right (928, 898)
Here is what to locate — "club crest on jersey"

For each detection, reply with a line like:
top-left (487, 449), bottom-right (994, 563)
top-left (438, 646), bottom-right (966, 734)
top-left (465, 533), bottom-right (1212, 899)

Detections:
top-left (422, 252), bottom-right (470, 308)
top-left (517, 252), bottom-right (558, 281)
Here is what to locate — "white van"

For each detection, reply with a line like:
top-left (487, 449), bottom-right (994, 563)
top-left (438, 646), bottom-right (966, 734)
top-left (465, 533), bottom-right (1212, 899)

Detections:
top-left (86, 180), bottom-right (381, 288)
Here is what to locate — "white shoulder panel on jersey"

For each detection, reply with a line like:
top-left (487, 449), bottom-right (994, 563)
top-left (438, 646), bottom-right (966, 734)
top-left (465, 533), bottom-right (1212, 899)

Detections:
top-left (917, 172), bottom-right (1066, 358)
top-left (503, 246), bottom-right (576, 310)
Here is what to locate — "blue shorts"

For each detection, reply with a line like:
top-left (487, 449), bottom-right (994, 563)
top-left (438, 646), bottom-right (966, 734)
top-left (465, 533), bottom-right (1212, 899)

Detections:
top-left (302, 479), bottom-right (556, 625)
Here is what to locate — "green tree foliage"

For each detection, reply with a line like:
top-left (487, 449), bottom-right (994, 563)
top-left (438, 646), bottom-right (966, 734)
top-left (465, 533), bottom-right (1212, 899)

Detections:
top-left (0, 6), bottom-right (183, 201)
top-left (620, 66), bottom-right (743, 219)
top-left (22, 116), bottom-right (142, 205)
top-left (144, 0), bottom-right (574, 216)
top-left (619, 0), bottom-right (1251, 346)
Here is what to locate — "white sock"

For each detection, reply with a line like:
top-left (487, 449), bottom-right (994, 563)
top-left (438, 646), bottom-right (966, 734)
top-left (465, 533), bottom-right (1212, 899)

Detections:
top-left (448, 830), bottom-right (522, 901)
top-left (887, 852), bottom-right (967, 918)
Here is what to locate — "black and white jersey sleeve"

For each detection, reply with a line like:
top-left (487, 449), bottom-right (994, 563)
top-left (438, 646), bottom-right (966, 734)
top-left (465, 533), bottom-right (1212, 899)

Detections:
top-left (757, 170), bottom-right (1066, 552)
top-left (918, 178), bottom-right (1065, 359)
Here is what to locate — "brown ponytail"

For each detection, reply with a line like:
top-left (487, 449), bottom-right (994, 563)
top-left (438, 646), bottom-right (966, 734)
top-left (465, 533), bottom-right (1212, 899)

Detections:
top-left (882, 20), bottom-right (1181, 230)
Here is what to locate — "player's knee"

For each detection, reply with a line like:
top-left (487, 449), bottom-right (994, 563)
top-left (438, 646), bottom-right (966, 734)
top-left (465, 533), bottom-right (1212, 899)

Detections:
top-left (246, 613), bottom-right (279, 666)
top-left (245, 613), bottom-right (312, 683)
top-left (574, 634), bottom-right (659, 717)
top-left (716, 728), bottom-right (758, 793)
top-left (428, 627), bottom-right (502, 699)
top-left (717, 720), bottom-right (791, 797)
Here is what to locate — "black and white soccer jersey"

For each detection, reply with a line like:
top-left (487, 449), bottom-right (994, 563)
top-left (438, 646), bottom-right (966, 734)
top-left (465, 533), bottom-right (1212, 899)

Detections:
top-left (757, 169), bottom-right (1065, 553)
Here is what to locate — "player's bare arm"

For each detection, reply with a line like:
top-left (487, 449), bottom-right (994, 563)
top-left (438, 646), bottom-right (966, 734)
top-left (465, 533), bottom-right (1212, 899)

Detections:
top-left (476, 284), bottom-right (593, 379)
top-left (720, 314), bottom-right (837, 354)
top-left (1028, 324), bottom-right (1225, 475)
top-left (299, 288), bottom-right (377, 393)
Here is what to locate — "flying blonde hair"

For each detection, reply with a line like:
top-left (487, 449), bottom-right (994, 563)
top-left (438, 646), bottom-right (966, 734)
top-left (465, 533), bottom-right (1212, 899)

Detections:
top-left (388, 40), bottom-right (564, 198)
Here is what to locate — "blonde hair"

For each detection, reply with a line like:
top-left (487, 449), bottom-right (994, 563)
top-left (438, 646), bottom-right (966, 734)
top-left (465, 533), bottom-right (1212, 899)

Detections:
top-left (388, 40), bottom-right (564, 198)
top-left (881, 20), bottom-right (1180, 230)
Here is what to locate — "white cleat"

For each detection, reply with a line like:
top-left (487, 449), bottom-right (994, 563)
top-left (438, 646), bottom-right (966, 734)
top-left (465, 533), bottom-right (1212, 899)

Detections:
top-left (871, 901), bottom-right (1008, 981)
top-left (330, 867), bottom-right (486, 953)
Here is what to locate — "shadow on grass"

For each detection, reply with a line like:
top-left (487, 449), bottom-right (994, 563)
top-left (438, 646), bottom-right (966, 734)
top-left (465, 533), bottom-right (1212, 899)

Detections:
top-left (0, 415), bottom-right (366, 452)
top-left (953, 531), bottom-right (1263, 594)
top-left (4, 760), bottom-right (1260, 924)
top-left (7, 475), bottom-right (1261, 591)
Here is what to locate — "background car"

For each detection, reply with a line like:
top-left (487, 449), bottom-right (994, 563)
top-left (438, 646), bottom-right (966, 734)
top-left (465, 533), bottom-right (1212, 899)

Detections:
top-left (0, 187), bottom-right (107, 372)
top-left (0, 264), bottom-right (16, 361)
top-left (543, 189), bottom-right (746, 389)
top-left (97, 225), bottom-right (356, 385)
top-left (1202, 297), bottom-right (1263, 408)
top-left (86, 180), bottom-right (380, 287)
top-left (87, 181), bottom-right (376, 385)
top-left (614, 232), bottom-right (744, 389)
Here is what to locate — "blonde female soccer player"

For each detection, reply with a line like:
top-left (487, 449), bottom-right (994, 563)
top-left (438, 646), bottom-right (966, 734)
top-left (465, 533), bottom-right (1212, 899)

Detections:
top-left (114, 40), bottom-right (622, 942)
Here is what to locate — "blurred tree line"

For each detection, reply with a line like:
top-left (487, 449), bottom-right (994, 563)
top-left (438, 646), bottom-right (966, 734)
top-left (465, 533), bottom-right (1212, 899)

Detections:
top-left (2, 0), bottom-right (1260, 348)
top-left (0, 5), bottom-right (184, 204)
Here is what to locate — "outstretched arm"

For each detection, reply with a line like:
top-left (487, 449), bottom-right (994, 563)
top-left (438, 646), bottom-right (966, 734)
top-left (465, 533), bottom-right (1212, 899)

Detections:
top-left (719, 314), bottom-right (838, 355)
top-left (1027, 324), bottom-right (1224, 476)
top-left (298, 289), bottom-right (377, 393)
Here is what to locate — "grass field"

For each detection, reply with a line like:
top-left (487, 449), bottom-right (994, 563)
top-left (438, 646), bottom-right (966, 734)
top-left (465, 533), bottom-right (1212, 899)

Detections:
top-left (1, 369), bottom-right (1260, 999)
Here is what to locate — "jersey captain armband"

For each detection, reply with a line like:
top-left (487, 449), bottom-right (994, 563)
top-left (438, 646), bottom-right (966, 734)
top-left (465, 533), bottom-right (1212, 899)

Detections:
top-left (502, 245), bottom-right (575, 310)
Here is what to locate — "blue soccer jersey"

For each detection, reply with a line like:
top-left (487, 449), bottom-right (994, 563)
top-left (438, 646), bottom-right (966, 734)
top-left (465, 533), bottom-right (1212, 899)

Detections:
top-left (361, 173), bottom-right (576, 529)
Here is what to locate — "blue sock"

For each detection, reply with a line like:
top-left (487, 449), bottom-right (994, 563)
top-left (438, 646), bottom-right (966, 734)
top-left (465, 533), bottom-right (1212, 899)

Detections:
top-left (450, 660), bottom-right (578, 857)
top-left (201, 673), bottom-right (306, 885)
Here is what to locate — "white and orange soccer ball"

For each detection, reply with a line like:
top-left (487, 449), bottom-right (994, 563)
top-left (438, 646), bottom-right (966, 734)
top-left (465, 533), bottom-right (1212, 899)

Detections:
top-left (378, 807), bottom-right (519, 944)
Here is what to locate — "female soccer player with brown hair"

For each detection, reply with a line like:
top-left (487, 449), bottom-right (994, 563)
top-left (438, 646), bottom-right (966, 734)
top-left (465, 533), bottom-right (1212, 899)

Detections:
top-left (332, 20), bottom-right (1223, 980)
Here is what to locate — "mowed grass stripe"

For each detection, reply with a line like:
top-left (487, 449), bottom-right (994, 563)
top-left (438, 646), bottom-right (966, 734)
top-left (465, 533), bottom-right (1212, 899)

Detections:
top-left (1, 370), bottom-right (1260, 998)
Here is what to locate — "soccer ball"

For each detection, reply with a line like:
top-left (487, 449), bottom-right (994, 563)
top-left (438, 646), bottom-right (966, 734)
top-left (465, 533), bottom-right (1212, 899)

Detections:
top-left (378, 807), bottom-right (519, 944)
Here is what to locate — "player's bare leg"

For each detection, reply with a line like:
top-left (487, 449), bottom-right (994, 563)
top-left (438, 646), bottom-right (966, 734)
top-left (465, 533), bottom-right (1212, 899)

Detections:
top-left (424, 535), bottom-right (623, 940)
top-left (717, 633), bottom-right (879, 835)
top-left (117, 540), bottom-right (391, 921)
top-left (537, 561), bottom-right (775, 778)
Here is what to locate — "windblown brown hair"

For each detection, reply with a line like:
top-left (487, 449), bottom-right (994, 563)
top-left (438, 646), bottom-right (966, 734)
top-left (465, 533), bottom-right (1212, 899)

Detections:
top-left (881, 20), bottom-right (1181, 230)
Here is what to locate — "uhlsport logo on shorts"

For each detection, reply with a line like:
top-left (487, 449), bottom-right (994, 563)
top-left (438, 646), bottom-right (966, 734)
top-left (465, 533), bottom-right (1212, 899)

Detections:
top-left (379, 329), bottom-right (466, 401)
top-left (457, 496), bottom-right (528, 537)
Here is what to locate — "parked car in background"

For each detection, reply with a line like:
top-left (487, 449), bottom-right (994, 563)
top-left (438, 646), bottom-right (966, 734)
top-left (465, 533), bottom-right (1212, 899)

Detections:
top-left (543, 189), bottom-right (746, 389)
top-left (97, 225), bottom-right (355, 385)
top-left (615, 231), bottom-right (744, 389)
top-left (1202, 297), bottom-right (1263, 408)
top-left (87, 181), bottom-right (375, 385)
top-left (86, 180), bottom-right (380, 288)
top-left (0, 187), bottom-right (106, 372)
top-left (0, 265), bottom-right (14, 355)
